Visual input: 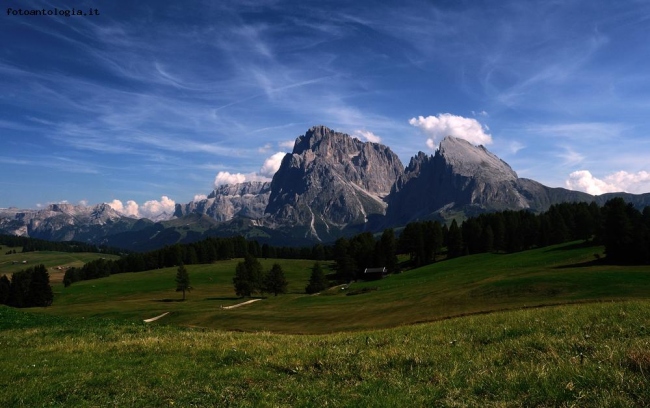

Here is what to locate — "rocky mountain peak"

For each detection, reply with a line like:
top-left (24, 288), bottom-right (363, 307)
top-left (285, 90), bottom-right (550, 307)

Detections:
top-left (405, 151), bottom-right (431, 175)
top-left (437, 136), bottom-right (517, 182)
top-left (293, 125), bottom-right (365, 159)
top-left (266, 126), bottom-right (404, 240)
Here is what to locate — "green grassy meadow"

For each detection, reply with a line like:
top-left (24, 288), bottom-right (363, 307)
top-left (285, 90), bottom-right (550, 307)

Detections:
top-left (4, 241), bottom-right (650, 406)
top-left (29, 241), bottom-right (650, 334)
top-left (2, 301), bottom-right (650, 406)
top-left (0, 247), bottom-right (119, 284)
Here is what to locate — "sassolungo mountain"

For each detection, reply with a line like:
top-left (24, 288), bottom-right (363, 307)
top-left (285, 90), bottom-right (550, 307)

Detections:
top-left (3, 125), bottom-right (650, 250)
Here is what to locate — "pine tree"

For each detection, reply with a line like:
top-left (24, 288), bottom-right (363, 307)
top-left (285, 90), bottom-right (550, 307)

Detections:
top-left (233, 255), bottom-right (263, 297)
top-left (264, 264), bottom-right (288, 296)
top-left (305, 262), bottom-right (329, 294)
top-left (244, 254), bottom-right (263, 293)
top-left (0, 275), bottom-right (10, 305)
top-left (233, 261), bottom-right (253, 297)
top-left (175, 263), bottom-right (192, 301)
top-left (8, 270), bottom-right (30, 308)
top-left (603, 198), bottom-right (633, 263)
top-left (379, 228), bottom-right (398, 273)
top-left (447, 219), bottom-right (464, 258)
top-left (28, 264), bottom-right (53, 307)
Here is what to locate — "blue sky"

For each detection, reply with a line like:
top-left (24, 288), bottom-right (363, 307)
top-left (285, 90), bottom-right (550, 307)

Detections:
top-left (2, 0), bottom-right (650, 217)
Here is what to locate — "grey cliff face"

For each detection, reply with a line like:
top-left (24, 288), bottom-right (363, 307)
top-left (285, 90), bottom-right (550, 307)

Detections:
top-left (174, 181), bottom-right (271, 222)
top-left (265, 125), bottom-right (404, 240)
top-left (387, 136), bottom-right (573, 223)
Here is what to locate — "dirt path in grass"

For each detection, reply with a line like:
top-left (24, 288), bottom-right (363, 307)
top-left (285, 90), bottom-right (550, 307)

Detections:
top-left (222, 299), bottom-right (262, 309)
top-left (143, 312), bottom-right (170, 323)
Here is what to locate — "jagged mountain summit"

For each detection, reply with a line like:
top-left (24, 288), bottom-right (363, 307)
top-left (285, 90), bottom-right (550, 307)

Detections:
top-left (403, 136), bottom-right (650, 222)
top-left (176, 125), bottom-right (404, 241)
top-left (3, 125), bottom-right (650, 249)
top-left (265, 125), bottom-right (404, 240)
top-left (386, 136), bottom-right (592, 224)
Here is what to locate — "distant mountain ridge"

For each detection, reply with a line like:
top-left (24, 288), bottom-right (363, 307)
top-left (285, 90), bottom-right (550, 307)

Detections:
top-left (0, 203), bottom-right (143, 242)
top-left (175, 181), bottom-right (271, 222)
top-left (2, 125), bottom-right (650, 249)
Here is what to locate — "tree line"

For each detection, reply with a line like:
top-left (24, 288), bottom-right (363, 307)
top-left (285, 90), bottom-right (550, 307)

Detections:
top-left (63, 235), bottom-right (333, 286)
top-left (62, 197), bottom-right (650, 288)
top-left (231, 256), bottom-right (329, 297)
top-left (0, 234), bottom-right (121, 255)
top-left (330, 199), bottom-right (650, 281)
top-left (0, 264), bottom-right (53, 308)
top-left (232, 255), bottom-right (289, 297)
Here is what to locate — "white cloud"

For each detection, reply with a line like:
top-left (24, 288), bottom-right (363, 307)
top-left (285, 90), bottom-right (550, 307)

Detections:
top-left (566, 170), bottom-right (650, 195)
top-left (409, 113), bottom-right (492, 148)
top-left (78, 199), bottom-right (89, 207)
top-left (214, 171), bottom-right (247, 187)
top-left (508, 141), bottom-right (525, 154)
top-left (257, 143), bottom-right (272, 153)
top-left (279, 140), bottom-right (295, 150)
top-left (106, 199), bottom-right (122, 212)
top-left (354, 130), bottom-right (382, 143)
top-left (193, 194), bottom-right (208, 202)
top-left (558, 146), bottom-right (585, 166)
top-left (214, 152), bottom-right (288, 187)
top-left (259, 152), bottom-right (286, 178)
top-left (472, 110), bottom-right (489, 117)
top-left (426, 138), bottom-right (436, 151)
top-left (140, 196), bottom-right (176, 219)
top-left (124, 200), bottom-right (139, 217)
top-left (107, 199), bottom-right (139, 217)
top-left (107, 197), bottom-right (174, 219)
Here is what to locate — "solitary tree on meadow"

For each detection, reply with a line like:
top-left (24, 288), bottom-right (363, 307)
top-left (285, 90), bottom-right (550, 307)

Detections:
top-left (29, 264), bottom-right (53, 307)
top-left (264, 263), bottom-right (288, 296)
top-left (233, 254), bottom-right (264, 297)
top-left (305, 262), bottom-right (328, 294)
top-left (175, 263), bottom-right (192, 301)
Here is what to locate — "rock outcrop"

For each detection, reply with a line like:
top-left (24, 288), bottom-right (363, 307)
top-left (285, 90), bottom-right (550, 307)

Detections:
top-left (385, 136), bottom-right (621, 223)
top-left (174, 181), bottom-right (271, 222)
top-left (265, 125), bottom-right (404, 240)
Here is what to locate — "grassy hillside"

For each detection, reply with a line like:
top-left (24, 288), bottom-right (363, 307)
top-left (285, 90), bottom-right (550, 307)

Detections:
top-left (0, 247), bottom-right (119, 284)
top-left (2, 301), bottom-right (650, 406)
top-left (30, 241), bottom-right (650, 333)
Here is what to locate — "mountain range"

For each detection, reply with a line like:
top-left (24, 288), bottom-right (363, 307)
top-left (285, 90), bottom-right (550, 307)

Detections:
top-left (3, 125), bottom-right (650, 250)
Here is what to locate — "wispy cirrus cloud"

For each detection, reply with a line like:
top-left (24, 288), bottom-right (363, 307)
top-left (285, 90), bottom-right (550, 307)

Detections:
top-left (526, 122), bottom-right (626, 142)
top-left (3, 0), bottom-right (650, 209)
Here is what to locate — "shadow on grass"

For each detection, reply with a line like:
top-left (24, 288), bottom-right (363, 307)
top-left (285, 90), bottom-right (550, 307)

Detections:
top-left (152, 298), bottom-right (185, 303)
top-left (204, 297), bottom-right (242, 301)
top-left (545, 241), bottom-right (595, 252)
top-left (204, 296), bottom-right (268, 301)
top-left (554, 258), bottom-right (607, 269)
